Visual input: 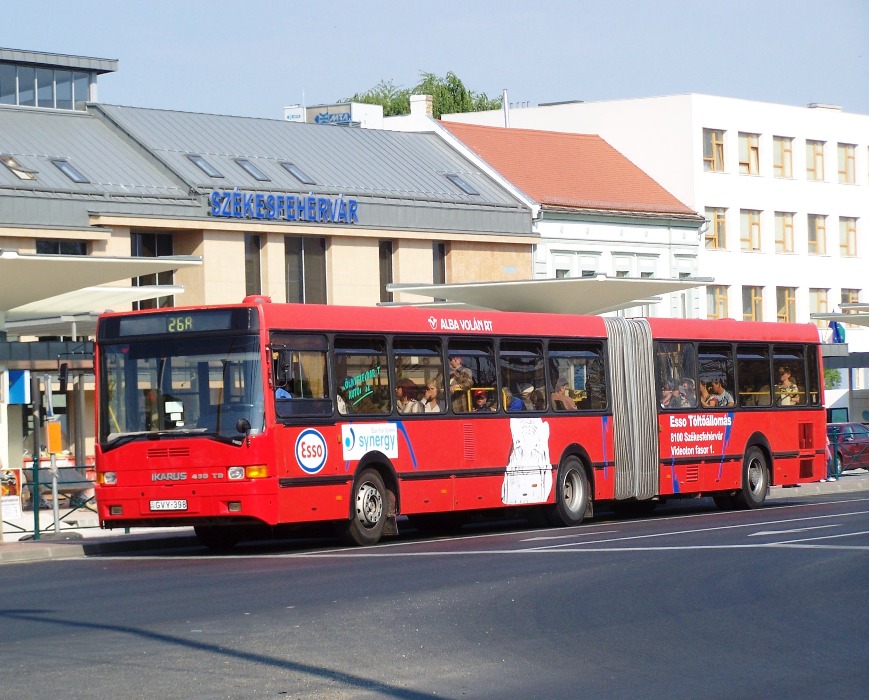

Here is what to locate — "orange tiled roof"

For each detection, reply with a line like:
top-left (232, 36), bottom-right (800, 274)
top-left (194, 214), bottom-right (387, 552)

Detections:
top-left (440, 121), bottom-right (696, 216)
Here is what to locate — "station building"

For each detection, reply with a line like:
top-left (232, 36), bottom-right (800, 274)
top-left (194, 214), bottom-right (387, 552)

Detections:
top-left (0, 49), bottom-right (533, 489)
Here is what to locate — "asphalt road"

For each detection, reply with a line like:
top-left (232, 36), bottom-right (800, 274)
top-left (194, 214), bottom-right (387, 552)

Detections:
top-left (2, 494), bottom-right (868, 699)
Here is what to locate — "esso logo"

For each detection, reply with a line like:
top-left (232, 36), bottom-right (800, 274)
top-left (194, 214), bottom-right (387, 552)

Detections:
top-left (295, 429), bottom-right (328, 474)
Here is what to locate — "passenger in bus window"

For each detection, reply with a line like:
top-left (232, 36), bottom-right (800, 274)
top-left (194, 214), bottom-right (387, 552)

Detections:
top-left (396, 378), bottom-right (422, 414)
top-left (473, 389), bottom-right (495, 412)
top-left (660, 381), bottom-right (687, 409)
top-left (422, 381), bottom-right (442, 412)
top-left (776, 365), bottom-right (799, 406)
top-left (701, 377), bottom-right (734, 407)
top-left (551, 377), bottom-right (577, 411)
top-left (680, 378), bottom-right (697, 407)
top-left (275, 386), bottom-right (292, 399)
top-left (449, 356), bottom-right (473, 412)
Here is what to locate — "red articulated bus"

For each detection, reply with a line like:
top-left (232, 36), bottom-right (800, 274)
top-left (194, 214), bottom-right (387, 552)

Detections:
top-left (94, 297), bottom-right (826, 548)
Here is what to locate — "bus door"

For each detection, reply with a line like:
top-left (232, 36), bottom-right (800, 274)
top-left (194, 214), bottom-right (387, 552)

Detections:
top-left (604, 318), bottom-right (659, 500)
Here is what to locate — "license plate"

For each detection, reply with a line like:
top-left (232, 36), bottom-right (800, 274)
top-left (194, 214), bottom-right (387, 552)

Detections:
top-left (150, 499), bottom-right (188, 511)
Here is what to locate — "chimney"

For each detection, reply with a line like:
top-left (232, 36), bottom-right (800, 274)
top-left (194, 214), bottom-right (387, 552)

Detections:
top-left (410, 94), bottom-right (433, 118)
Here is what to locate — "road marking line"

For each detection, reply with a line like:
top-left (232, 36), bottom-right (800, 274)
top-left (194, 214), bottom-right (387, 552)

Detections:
top-left (748, 524), bottom-right (840, 536)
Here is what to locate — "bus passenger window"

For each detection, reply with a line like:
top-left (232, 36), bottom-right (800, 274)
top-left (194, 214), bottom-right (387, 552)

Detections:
top-left (335, 337), bottom-right (390, 415)
top-left (268, 334), bottom-right (331, 417)
top-left (447, 339), bottom-right (495, 413)
top-left (654, 341), bottom-right (697, 409)
top-left (394, 338), bottom-right (444, 414)
top-left (548, 341), bottom-right (606, 411)
top-left (736, 345), bottom-right (771, 407)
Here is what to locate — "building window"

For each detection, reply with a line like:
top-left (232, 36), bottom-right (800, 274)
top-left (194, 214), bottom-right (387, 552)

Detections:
top-left (773, 136), bottom-right (793, 178)
top-left (51, 158), bottom-right (90, 184)
top-left (707, 285), bottom-right (728, 319)
top-left (280, 162), bottom-right (316, 186)
top-left (0, 153), bottom-right (38, 180)
top-left (244, 234), bottom-right (262, 296)
top-left (0, 63), bottom-right (15, 105)
top-left (379, 240), bottom-right (394, 303)
top-left (235, 158), bottom-right (271, 182)
top-left (742, 286), bottom-right (763, 321)
top-left (738, 132), bottom-right (760, 175)
top-left (839, 217), bottom-right (857, 257)
top-left (446, 173), bottom-right (480, 196)
top-left (36, 239), bottom-right (87, 255)
top-left (774, 212), bottom-right (794, 253)
top-left (776, 287), bottom-right (796, 322)
top-left (842, 288), bottom-right (861, 327)
top-left (433, 242), bottom-right (447, 303)
top-left (131, 232), bottom-right (174, 309)
top-left (807, 214), bottom-right (826, 255)
top-left (17, 65), bottom-right (35, 106)
top-left (703, 128), bottom-right (725, 172)
top-left (806, 140), bottom-right (824, 181)
top-left (704, 207), bottom-right (726, 249)
top-left (838, 143), bottom-right (856, 184)
top-left (285, 235), bottom-right (326, 304)
top-left (809, 288), bottom-right (829, 328)
top-left (186, 154), bottom-right (224, 178)
top-left (740, 209), bottom-right (762, 251)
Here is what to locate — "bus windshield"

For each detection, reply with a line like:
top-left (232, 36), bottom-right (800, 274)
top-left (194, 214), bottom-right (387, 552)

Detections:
top-left (100, 335), bottom-right (264, 445)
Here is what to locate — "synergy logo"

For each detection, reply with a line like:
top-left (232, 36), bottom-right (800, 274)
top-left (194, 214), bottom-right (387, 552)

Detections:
top-left (295, 429), bottom-right (328, 474)
top-left (342, 423), bottom-right (398, 461)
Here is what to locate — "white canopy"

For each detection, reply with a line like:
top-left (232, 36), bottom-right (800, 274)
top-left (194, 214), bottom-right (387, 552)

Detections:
top-left (0, 250), bottom-right (201, 312)
top-left (388, 275), bottom-right (710, 315)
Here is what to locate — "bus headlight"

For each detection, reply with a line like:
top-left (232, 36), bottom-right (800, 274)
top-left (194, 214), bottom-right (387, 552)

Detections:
top-left (227, 466), bottom-right (245, 480)
top-left (99, 471), bottom-right (117, 485)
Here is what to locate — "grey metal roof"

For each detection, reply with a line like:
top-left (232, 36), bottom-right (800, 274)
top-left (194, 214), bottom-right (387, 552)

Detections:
top-left (91, 104), bottom-right (526, 209)
top-left (0, 48), bottom-right (117, 74)
top-left (0, 106), bottom-right (190, 200)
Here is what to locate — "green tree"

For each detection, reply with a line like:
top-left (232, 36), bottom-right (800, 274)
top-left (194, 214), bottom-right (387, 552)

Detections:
top-left (824, 368), bottom-right (841, 390)
top-left (345, 71), bottom-right (501, 119)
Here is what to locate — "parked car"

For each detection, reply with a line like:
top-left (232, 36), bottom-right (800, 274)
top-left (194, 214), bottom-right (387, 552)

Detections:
top-left (827, 422), bottom-right (869, 472)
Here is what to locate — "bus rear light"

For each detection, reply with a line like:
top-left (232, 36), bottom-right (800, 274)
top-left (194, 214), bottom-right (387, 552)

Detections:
top-left (227, 467), bottom-right (245, 480)
top-left (109, 506), bottom-right (122, 515)
top-left (245, 465), bottom-right (268, 479)
top-left (99, 472), bottom-right (117, 485)
top-left (228, 501), bottom-right (242, 512)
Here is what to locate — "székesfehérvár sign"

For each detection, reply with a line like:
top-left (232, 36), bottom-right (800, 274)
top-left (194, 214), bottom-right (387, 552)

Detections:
top-left (209, 190), bottom-right (359, 224)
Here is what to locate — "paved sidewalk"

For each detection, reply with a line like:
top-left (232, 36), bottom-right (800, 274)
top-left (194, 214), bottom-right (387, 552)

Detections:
top-left (2, 469), bottom-right (867, 564)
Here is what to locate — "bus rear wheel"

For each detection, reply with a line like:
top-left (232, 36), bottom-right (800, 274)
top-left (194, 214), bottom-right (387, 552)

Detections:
top-left (339, 469), bottom-right (388, 546)
top-left (545, 457), bottom-right (589, 526)
top-left (734, 446), bottom-right (769, 509)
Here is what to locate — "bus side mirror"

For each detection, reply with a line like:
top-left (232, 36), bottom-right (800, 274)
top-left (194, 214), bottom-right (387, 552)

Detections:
top-left (236, 418), bottom-right (251, 435)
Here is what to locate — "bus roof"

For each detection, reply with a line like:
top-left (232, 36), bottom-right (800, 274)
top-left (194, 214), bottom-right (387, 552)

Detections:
top-left (98, 300), bottom-right (820, 345)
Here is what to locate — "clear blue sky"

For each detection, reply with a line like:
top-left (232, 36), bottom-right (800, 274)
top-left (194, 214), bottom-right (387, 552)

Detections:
top-left (6, 0), bottom-right (869, 117)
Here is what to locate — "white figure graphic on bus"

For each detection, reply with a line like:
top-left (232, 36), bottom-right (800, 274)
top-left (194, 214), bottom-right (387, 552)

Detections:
top-left (502, 417), bottom-right (553, 505)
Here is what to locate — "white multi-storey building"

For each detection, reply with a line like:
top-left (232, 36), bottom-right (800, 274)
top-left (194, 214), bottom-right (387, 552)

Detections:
top-left (442, 94), bottom-right (869, 394)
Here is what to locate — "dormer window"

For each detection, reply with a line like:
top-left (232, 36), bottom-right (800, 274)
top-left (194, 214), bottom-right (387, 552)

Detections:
top-left (235, 158), bottom-right (271, 182)
top-left (280, 161), bottom-right (316, 185)
top-left (51, 158), bottom-right (90, 183)
top-left (0, 153), bottom-right (38, 180)
top-left (446, 173), bottom-right (480, 195)
top-left (186, 154), bottom-right (224, 178)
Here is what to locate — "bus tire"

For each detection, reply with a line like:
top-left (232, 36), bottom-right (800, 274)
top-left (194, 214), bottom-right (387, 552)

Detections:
top-left (340, 469), bottom-right (388, 546)
top-left (194, 525), bottom-right (240, 551)
top-left (545, 457), bottom-right (589, 526)
top-left (734, 446), bottom-right (769, 509)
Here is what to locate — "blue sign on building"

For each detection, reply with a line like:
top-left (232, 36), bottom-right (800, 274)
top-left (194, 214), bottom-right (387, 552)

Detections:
top-left (209, 191), bottom-right (359, 224)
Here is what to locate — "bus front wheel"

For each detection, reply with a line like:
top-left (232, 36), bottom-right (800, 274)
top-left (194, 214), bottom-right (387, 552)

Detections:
top-left (734, 446), bottom-right (769, 509)
top-left (545, 457), bottom-right (589, 526)
top-left (340, 469), bottom-right (388, 546)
